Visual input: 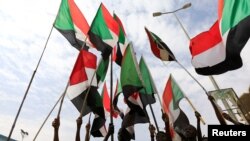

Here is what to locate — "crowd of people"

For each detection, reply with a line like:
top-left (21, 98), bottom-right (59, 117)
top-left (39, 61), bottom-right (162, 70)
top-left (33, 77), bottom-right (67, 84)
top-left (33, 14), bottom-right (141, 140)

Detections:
top-left (51, 110), bottom-right (216, 141)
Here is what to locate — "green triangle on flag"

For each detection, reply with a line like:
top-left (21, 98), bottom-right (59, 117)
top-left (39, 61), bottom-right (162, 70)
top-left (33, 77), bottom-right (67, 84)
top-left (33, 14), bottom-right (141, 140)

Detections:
top-left (88, 3), bottom-right (119, 59)
top-left (120, 43), bottom-right (143, 97)
top-left (54, 0), bottom-right (91, 50)
top-left (139, 57), bottom-right (156, 105)
top-left (96, 58), bottom-right (110, 87)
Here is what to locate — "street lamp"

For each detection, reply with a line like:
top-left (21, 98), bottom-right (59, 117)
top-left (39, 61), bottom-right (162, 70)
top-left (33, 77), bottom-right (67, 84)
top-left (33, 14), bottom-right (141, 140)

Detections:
top-left (152, 2), bottom-right (192, 40)
top-left (153, 3), bottom-right (191, 17)
top-left (152, 2), bottom-right (229, 125)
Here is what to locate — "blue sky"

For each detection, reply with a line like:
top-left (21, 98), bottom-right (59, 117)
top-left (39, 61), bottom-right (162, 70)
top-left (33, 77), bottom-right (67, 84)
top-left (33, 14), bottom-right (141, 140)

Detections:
top-left (0, 0), bottom-right (250, 140)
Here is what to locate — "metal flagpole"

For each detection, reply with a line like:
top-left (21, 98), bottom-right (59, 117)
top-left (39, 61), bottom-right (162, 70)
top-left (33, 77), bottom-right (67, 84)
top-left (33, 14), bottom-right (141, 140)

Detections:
top-left (149, 103), bottom-right (160, 133)
top-left (142, 56), bottom-right (165, 111)
top-left (53, 37), bottom-right (90, 125)
top-left (110, 52), bottom-right (114, 141)
top-left (33, 93), bottom-right (64, 141)
top-left (172, 12), bottom-right (227, 124)
top-left (154, 6), bottom-right (227, 124)
top-left (57, 82), bottom-right (69, 118)
top-left (173, 12), bottom-right (221, 91)
top-left (171, 75), bottom-right (206, 124)
top-left (130, 44), bottom-right (153, 128)
top-left (140, 56), bottom-right (160, 132)
top-left (7, 26), bottom-right (54, 141)
top-left (156, 38), bottom-right (227, 124)
top-left (153, 3), bottom-right (222, 91)
top-left (79, 69), bottom-right (98, 117)
top-left (6, 0), bottom-right (66, 138)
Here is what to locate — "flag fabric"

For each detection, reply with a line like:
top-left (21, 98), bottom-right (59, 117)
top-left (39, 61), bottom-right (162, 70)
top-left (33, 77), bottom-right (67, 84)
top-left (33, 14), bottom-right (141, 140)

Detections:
top-left (120, 107), bottom-right (149, 140)
top-left (120, 44), bottom-right (147, 116)
top-left (120, 43), bottom-right (143, 98)
top-left (96, 58), bottom-right (110, 87)
top-left (113, 13), bottom-right (129, 66)
top-left (190, 0), bottom-right (250, 75)
top-left (54, 0), bottom-right (92, 50)
top-left (145, 27), bottom-right (175, 61)
top-left (91, 114), bottom-right (107, 137)
top-left (66, 50), bottom-right (97, 116)
top-left (118, 125), bottom-right (135, 141)
top-left (66, 50), bottom-right (106, 137)
top-left (113, 79), bottom-right (123, 118)
top-left (120, 44), bottom-right (149, 140)
top-left (162, 75), bottom-right (190, 141)
top-left (88, 3), bottom-right (119, 59)
top-left (102, 82), bottom-right (119, 118)
top-left (139, 57), bottom-right (156, 106)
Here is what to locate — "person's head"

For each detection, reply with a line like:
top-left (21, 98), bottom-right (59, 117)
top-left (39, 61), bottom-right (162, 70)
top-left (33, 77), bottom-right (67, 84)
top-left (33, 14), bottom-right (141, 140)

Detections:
top-left (156, 131), bottom-right (167, 141)
top-left (202, 137), bottom-right (208, 141)
top-left (182, 124), bottom-right (197, 139)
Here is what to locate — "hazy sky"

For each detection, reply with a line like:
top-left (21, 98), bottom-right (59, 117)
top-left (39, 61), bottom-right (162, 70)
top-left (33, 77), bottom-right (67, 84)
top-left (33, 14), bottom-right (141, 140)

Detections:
top-left (0, 0), bottom-right (249, 140)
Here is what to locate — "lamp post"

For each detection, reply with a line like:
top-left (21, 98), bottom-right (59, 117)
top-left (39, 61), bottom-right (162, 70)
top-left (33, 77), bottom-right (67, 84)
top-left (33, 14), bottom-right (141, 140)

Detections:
top-left (153, 3), bottom-right (192, 40)
top-left (153, 3), bottom-right (221, 89)
top-left (153, 3), bottom-right (228, 125)
top-left (153, 3), bottom-right (191, 17)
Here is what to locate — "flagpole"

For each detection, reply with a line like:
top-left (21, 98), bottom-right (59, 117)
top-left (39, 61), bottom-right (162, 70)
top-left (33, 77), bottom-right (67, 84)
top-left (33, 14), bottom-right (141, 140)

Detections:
top-left (170, 75), bottom-right (206, 125)
top-left (79, 69), bottom-right (98, 117)
top-left (130, 44), bottom-right (152, 126)
top-left (52, 37), bottom-right (91, 135)
top-left (140, 56), bottom-right (161, 132)
top-left (137, 93), bottom-right (153, 126)
top-left (158, 43), bottom-right (227, 124)
top-left (172, 13), bottom-right (227, 124)
top-left (88, 113), bottom-right (92, 124)
top-left (78, 52), bottom-right (101, 117)
top-left (141, 56), bottom-right (164, 110)
top-left (110, 52), bottom-right (114, 141)
top-left (173, 12), bottom-right (222, 92)
top-left (185, 97), bottom-right (206, 124)
top-left (149, 105), bottom-right (160, 132)
top-left (33, 93), bottom-right (64, 141)
top-left (153, 9), bottom-right (227, 124)
top-left (7, 26), bottom-right (54, 141)
top-left (57, 82), bottom-right (69, 118)
top-left (154, 4), bottom-right (222, 92)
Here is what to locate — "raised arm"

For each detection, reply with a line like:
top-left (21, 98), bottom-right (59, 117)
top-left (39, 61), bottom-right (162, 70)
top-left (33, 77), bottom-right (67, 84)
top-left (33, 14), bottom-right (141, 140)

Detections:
top-left (75, 117), bottom-right (82, 141)
top-left (161, 110), bottom-right (172, 141)
top-left (85, 122), bottom-right (91, 141)
top-left (52, 117), bottom-right (60, 141)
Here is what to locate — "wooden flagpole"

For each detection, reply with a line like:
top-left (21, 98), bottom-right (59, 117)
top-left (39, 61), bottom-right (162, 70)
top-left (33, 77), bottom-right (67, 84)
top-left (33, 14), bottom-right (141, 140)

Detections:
top-left (33, 92), bottom-right (64, 141)
top-left (7, 26), bottom-right (55, 141)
